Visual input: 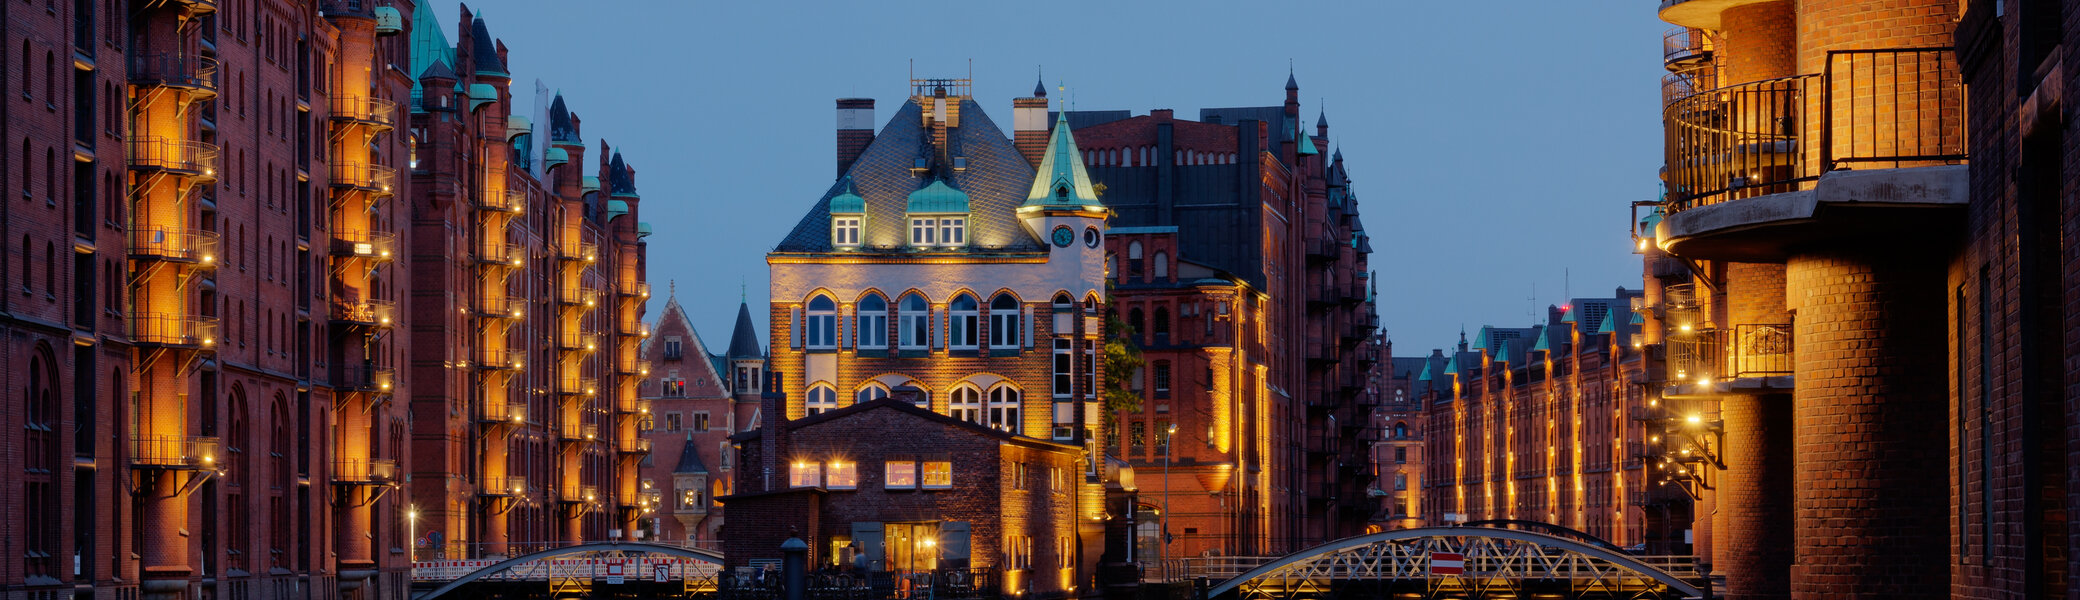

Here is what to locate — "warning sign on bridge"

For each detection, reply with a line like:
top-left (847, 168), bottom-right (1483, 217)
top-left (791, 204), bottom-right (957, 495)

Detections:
top-left (1429, 552), bottom-right (1464, 576)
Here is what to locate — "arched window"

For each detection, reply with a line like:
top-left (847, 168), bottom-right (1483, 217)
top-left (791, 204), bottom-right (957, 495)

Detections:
top-left (856, 294), bottom-right (888, 349)
top-left (855, 382), bottom-right (890, 405)
top-left (1152, 251), bottom-right (1169, 279)
top-left (23, 347), bottom-right (57, 577)
top-left (988, 293), bottom-right (1019, 348)
top-left (1126, 241), bottom-right (1144, 278)
top-left (948, 294), bottom-right (979, 350)
top-left (804, 295), bottom-right (836, 349)
top-left (1127, 307), bottom-right (1145, 338)
top-left (805, 384), bottom-right (839, 416)
top-left (898, 293), bottom-right (929, 350)
top-left (987, 386), bottom-right (1021, 433)
top-left (1127, 241), bottom-right (1143, 259)
top-left (1394, 422), bottom-right (1409, 439)
top-left (948, 385), bottom-right (982, 424)
top-left (1154, 306), bottom-right (1171, 342)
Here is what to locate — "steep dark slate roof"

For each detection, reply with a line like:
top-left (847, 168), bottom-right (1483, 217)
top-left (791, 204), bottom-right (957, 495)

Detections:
top-left (417, 58), bottom-right (456, 82)
top-left (549, 94), bottom-right (578, 143)
top-left (773, 99), bottom-right (1043, 253)
top-left (469, 17), bottom-right (505, 77)
top-left (608, 152), bottom-right (637, 196)
top-left (727, 302), bottom-right (762, 359)
top-left (673, 436), bottom-right (708, 474)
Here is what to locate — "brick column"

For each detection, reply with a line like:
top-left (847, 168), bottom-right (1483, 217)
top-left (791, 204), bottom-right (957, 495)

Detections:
top-left (1719, 393), bottom-right (1792, 600)
top-left (1785, 247), bottom-right (1948, 599)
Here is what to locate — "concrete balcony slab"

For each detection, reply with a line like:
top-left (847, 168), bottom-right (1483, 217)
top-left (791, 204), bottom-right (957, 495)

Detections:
top-left (1657, 165), bottom-right (1966, 263)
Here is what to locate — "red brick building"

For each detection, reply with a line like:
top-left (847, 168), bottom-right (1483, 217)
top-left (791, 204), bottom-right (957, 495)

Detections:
top-left (636, 292), bottom-right (743, 546)
top-left (1372, 342), bottom-right (1433, 531)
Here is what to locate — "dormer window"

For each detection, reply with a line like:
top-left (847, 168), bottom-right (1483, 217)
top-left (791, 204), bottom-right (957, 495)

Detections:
top-left (910, 218), bottom-right (937, 246)
top-left (828, 181), bottom-right (865, 250)
top-left (938, 217), bottom-right (965, 246)
top-left (905, 179), bottom-right (970, 250)
top-left (832, 217), bottom-right (860, 248)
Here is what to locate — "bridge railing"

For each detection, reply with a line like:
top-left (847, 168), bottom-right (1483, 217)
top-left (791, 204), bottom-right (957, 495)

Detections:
top-left (1162, 556), bottom-right (1280, 583)
top-left (412, 556), bottom-right (721, 583)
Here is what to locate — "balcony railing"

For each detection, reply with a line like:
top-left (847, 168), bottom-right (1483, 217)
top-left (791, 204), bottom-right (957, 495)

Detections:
top-left (336, 364), bottom-right (396, 393)
top-left (329, 299), bottom-right (396, 328)
top-left (479, 399), bottom-right (528, 424)
top-left (332, 458), bottom-right (398, 485)
top-left (129, 227), bottom-right (220, 265)
top-left (475, 241), bottom-right (527, 267)
top-left (559, 423), bottom-right (600, 443)
top-left (559, 483), bottom-right (600, 503)
top-left (479, 475), bottom-right (527, 497)
top-left (128, 137), bottom-right (219, 179)
top-left (130, 434), bottom-right (221, 469)
top-left (1669, 323), bottom-right (1795, 382)
top-left (556, 241), bottom-right (598, 263)
top-left (331, 230), bottom-right (397, 261)
top-left (474, 190), bottom-right (527, 214)
top-left (130, 313), bottom-right (217, 348)
top-left (1662, 27), bottom-right (1712, 66)
top-left (618, 281), bottom-right (651, 298)
top-left (328, 161), bottom-right (398, 194)
top-left (473, 347), bottom-right (525, 371)
top-left (329, 95), bottom-right (398, 129)
top-left (1661, 64), bottom-right (1719, 106)
top-left (1732, 323), bottom-right (1794, 376)
top-left (614, 394), bottom-right (649, 415)
top-left (555, 376), bottom-right (599, 396)
top-left (615, 356), bottom-right (649, 377)
top-left (555, 287), bottom-right (600, 308)
top-left (473, 295), bottom-right (525, 320)
top-left (619, 320), bottom-right (650, 338)
top-left (130, 52), bottom-right (219, 97)
top-left (619, 437), bottom-right (652, 455)
top-left (1665, 48), bottom-right (1963, 213)
top-left (557, 332), bottom-right (599, 353)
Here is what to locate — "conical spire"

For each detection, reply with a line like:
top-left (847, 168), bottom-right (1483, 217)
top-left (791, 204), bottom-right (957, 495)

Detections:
top-left (1033, 77), bottom-right (1048, 98)
top-left (549, 93), bottom-right (578, 143)
top-left (727, 301), bottom-right (762, 359)
top-left (1286, 69), bottom-right (1299, 91)
top-left (1022, 111), bottom-right (1101, 209)
top-left (1316, 109), bottom-right (1328, 129)
top-left (469, 16), bottom-right (506, 77)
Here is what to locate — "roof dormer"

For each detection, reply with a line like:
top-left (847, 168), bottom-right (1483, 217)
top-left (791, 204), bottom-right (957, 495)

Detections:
top-left (830, 180), bottom-right (864, 250)
top-left (906, 179), bottom-right (969, 249)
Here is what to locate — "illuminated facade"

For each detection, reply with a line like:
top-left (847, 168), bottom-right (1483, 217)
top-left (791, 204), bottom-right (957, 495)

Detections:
top-left (636, 293), bottom-right (743, 546)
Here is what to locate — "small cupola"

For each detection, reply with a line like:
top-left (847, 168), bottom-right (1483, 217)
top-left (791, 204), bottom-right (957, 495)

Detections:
top-left (829, 179), bottom-right (865, 250)
top-left (905, 178), bottom-right (970, 249)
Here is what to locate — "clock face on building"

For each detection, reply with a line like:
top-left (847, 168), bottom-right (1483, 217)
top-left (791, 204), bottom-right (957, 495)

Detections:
top-left (1052, 226), bottom-right (1075, 247)
top-left (1084, 227), bottom-right (1101, 248)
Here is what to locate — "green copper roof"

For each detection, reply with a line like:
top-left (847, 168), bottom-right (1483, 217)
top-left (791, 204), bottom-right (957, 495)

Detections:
top-left (373, 6), bottom-right (403, 34)
top-left (1631, 312), bottom-right (1646, 325)
top-left (1560, 306), bottom-right (1576, 323)
top-left (1443, 355), bottom-right (1460, 376)
top-left (828, 179), bottom-right (864, 214)
top-left (545, 147), bottom-right (569, 167)
top-left (1417, 361), bottom-right (1434, 382)
top-left (1531, 333), bottom-right (1550, 352)
top-left (468, 83), bottom-right (498, 111)
top-left (1472, 326), bottom-right (1493, 352)
top-left (406, 1), bottom-right (455, 104)
top-left (1597, 312), bottom-right (1617, 334)
top-left (1022, 111), bottom-right (1102, 210)
top-left (637, 222), bottom-right (652, 238)
top-left (1297, 129), bottom-right (1319, 156)
top-left (907, 179), bottom-right (970, 214)
top-left (606, 199), bottom-right (629, 221)
top-left (581, 175), bottom-right (600, 193)
top-left (1494, 340), bottom-right (1511, 363)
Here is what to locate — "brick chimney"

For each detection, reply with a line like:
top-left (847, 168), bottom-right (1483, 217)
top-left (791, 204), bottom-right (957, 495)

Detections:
top-left (836, 99), bottom-right (875, 177)
top-left (759, 368), bottom-right (789, 492)
top-left (1013, 96), bottom-right (1050, 167)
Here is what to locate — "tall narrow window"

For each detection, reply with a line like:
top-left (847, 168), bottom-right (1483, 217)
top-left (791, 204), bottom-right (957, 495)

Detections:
top-left (1052, 339), bottom-right (1073, 398)
top-left (805, 384), bottom-right (839, 416)
top-left (1152, 251), bottom-right (1169, 279)
top-left (1153, 361), bottom-right (1172, 397)
top-left (898, 293), bottom-right (929, 350)
top-left (949, 385), bottom-right (982, 424)
top-left (987, 386), bottom-right (1021, 433)
top-left (948, 294), bottom-right (978, 350)
top-left (805, 295), bottom-right (836, 349)
top-left (856, 294), bottom-right (888, 349)
top-left (988, 294), bottom-right (1019, 348)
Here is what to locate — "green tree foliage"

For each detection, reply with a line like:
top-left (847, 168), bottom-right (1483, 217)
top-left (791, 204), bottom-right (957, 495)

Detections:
top-left (1101, 304), bottom-right (1144, 417)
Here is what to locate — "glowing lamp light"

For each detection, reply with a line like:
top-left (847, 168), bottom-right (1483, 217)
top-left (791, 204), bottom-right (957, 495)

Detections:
top-left (1678, 324), bottom-right (1693, 333)
top-left (1686, 415), bottom-right (1703, 425)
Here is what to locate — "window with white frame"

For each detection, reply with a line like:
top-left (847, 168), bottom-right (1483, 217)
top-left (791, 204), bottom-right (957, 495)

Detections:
top-left (949, 385), bottom-right (982, 424)
top-left (789, 461), bottom-right (822, 488)
top-left (805, 295), bottom-right (837, 349)
top-left (827, 461), bottom-right (858, 490)
top-left (1084, 343), bottom-right (1098, 399)
top-left (1052, 339), bottom-right (1073, 398)
top-left (898, 294), bottom-right (929, 350)
top-left (805, 384), bottom-right (839, 416)
top-left (885, 460), bottom-right (918, 490)
top-left (987, 386), bottom-right (1021, 433)
top-left (856, 294), bottom-right (888, 349)
top-left (922, 460), bottom-right (952, 489)
top-left (988, 294), bottom-right (1019, 348)
top-left (832, 217), bottom-right (861, 248)
top-left (949, 294), bottom-right (979, 349)
top-left (856, 383), bottom-right (890, 405)
top-left (910, 218), bottom-right (936, 246)
top-left (938, 217), bottom-right (965, 247)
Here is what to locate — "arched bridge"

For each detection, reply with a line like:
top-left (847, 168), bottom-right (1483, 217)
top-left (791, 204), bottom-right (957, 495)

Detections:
top-left (1205, 527), bottom-right (1704, 600)
top-left (412, 542), bottom-right (724, 600)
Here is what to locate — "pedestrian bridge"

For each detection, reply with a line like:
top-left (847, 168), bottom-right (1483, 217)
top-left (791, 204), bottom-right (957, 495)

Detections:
top-left (410, 542), bottom-right (724, 600)
top-left (1193, 527), bottom-right (1705, 600)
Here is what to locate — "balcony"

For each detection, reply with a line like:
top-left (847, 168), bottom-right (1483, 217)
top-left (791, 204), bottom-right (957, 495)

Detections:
top-left (130, 435), bottom-right (222, 470)
top-left (615, 356), bottom-right (649, 377)
top-left (330, 230), bottom-right (397, 262)
top-left (1662, 27), bottom-right (1712, 67)
top-left (331, 458), bottom-right (398, 485)
top-left (478, 475), bottom-right (527, 497)
top-left (614, 395), bottom-right (650, 415)
top-left (618, 281), bottom-right (651, 298)
top-left (1668, 324), bottom-right (1794, 385)
top-left (559, 483), bottom-right (600, 504)
top-left (472, 295), bottom-right (524, 320)
top-left (474, 190), bottom-right (527, 214)
top-left (555, 376), bottom-right (599, 397)
top-left (473, 347), bottom-right (525, 371)
top-left (555, 287), bottom-right (601, 309)
top-left (329, 299), bottom-right (396, 329)
top-left (130, 313), bottom-right (217, 348)
top-left (475, 242), bottom-right (527, 267)
top-left (556, 332), bottom-right (599, 353)
top-left (328, 161), bottom-right (397, 195)
top-left (556, 241), bottom-right (598, 263)
top-left (559, 423), bottom-right (600, 444)
top-left (336, 364), bottom-right (396, 394)
top-left (129, 53), bottom-right (219, 98)
top-left (172, 0), bottom-right (216, 14)
top-left (619, 437), bottom-right (652, 455)
top-left (328, 95), bottom-right (398, 130)
top-left (619, 320), bottom-right (650, 338)
top-left (128, 227), bottom-right (220, 265)
top-left (127, 137), bottom-right (219, 180)
top-left (479, 399), bottom-right (528, 425)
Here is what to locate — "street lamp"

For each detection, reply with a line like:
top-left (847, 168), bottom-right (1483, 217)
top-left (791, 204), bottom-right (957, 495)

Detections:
top-left (407, 505), bottom-right (420, 562)
top-left (1161, 423), bottom-right (1177, 582)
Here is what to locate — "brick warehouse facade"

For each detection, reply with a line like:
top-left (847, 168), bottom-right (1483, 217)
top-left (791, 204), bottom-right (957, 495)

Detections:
top-left (724, 78), bottom-right (1121, 597)
top-left (0, 3), bottom-right (658, 600)
top-left (634, 292), bottom-right (747, 547)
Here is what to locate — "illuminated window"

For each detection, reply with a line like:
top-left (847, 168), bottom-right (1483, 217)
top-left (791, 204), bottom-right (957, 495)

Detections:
top-left (922, 461), bottom-right (952, 489)
top-left (805, 295), bottom-right (837, 349)
top-left (832, 217), bottom-right (860, 248)
top-left (806, 384), bottom-right (839, 416)
top-left (988, 294), bottom-right (1019, 348)
top-left (949, 385), bottom-right (982, 424)
top-left (789, 462), bottom-right (822, 488)
top-left (910, 218), bottom-right (936, 246)
top-left (987, 386), bottom-right (1021, 433)
top-left (898, 294), bottom-right (929, 350)
top-left (938, 217), bottom-right (965, 247)
top-left (949, 294), bottom-right (979, 349)
top-left (827, 461), bottom-right (857, 490)
top-left (885, 461), bottom-right (918, 490)
top-left (856, 294), bottom-right (888, 349)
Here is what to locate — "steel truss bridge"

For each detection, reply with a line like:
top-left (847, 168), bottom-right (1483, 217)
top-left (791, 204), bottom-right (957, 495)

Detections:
top-left (1205, 527), bottom-right (1705, 600)
top-left (411, 542), bottom-right (724, 600)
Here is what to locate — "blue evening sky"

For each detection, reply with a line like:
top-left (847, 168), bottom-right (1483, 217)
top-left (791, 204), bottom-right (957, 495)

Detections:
top-left (428, 0), bottom-right (1667, 357)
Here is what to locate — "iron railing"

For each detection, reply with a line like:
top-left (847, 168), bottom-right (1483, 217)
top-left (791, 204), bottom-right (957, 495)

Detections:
top-left (619, 437), bottom-right (652, 455)
top-left (329, 95), bottom-right (398, 129)
top-left (1731, 323), bottom-right (1794, 376)
top-left (329, 161), bottom-right (398, 194)
top-left (129, 53), bottom-right (219, 94)
top-left (1665, 48), bottom-right (1964, 213)
top-left (330, 298), bottom-right (396, 328)
top-left (555, 376), bottom-right (599, 396)
top-left (476, 241), bottom-right (526, 266)
top-left (336, 364), bottom-right (396, 393)
top-left (1669, 324), bottom-right (1794, 380)
top-left (333, 458), bottom-right (398, 484)
top-left (479, 475), bottom-right (528, 496)
top-left (557, 241), bottom-right (599, 262)
top-left (620, 281), bottom-right (651, 298)
top-left (129, 227), bottom-right (220, 264)
top-left (479, 399), bottom-right (528, 424)
top-left (556, 286), bottom-right (601, 308)
top-left (330, 230), bottom-right (397, 260)
top-left (558, 423), bottom-right (600, 442)
top-left (130, 434), bottom-right (221, 469)
top-left (130, 312), bottom-right (217, 347)
top-left (1662, 27), bottom-right (1713, 65)
top-left (474, 189), bottom-right (527, 214)
top-left (1660, 64), bottom-right (1719, 106)
top-left (1666, 328), bottom-right (1723, 382)
top-left (559, 484), bottom-right (600, 503)
top-left (558, 332), bottom-right (599, 352)
top-left (128, 137), bottom-right (220, 177)
top-left (473, 295), bottom-right (525, 320)
top-left (474, 347), bottom-right (526, 371)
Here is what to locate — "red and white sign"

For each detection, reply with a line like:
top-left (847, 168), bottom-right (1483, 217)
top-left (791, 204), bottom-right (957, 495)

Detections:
top-left (1429, 552), bottom-right (1465, 575)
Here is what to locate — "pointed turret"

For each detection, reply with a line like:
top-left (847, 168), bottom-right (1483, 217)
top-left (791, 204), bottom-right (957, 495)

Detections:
top-left (1286, 70), bottom-right (1300, 91)
top-left (1020, 111), bottom-right (1102, 211)
top-left (1033, 77), bottom-right (1049, 98)
top-left (727, 302), bottom-right (762, 360)
top-left (469, 16), bottom-right (507, 77)
top-left (548, 93), bottom-right (580, 144)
